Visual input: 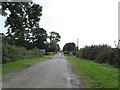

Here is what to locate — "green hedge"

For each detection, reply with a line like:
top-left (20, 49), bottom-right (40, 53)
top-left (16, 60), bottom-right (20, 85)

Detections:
top-left (2, 43), bottom-right (44, 63)
top-left (76, 45), bottom-right (120, 67)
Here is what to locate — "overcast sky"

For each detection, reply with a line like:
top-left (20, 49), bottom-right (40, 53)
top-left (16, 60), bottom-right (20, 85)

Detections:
top-left (0, 0), bottom-right (119, 49)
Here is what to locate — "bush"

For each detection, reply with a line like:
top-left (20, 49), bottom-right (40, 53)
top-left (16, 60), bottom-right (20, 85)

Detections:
top-left (76, 45), bottom-right (120, 67)
top-left (2, 43), bottom-right (44, 63)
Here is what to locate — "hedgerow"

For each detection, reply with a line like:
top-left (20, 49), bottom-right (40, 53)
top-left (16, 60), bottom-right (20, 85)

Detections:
top-left (76, 45), bottom-right (120, 67)
top-left (2, 43), bottom-right (44, 63)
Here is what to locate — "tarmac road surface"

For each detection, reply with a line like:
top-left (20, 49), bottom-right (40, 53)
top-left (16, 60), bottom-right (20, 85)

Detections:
top-left (2, 53), bottom-right (85, 88)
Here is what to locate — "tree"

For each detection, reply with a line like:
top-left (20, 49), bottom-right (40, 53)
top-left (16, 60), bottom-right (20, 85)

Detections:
top-left (48, 31), bottom-right (61, 52)
top-left (57, 44), bottom-right (60, 51)
top-left (63, 42), bottom-right (76, 54)
top-left (1, 2), bottom-right (42, 49)
top-left (33, 28), bottom-right (47, 49)
top-left (49, 31), bottom-right (61, 43)
top-left (1, 2), bottom-right (61, 52)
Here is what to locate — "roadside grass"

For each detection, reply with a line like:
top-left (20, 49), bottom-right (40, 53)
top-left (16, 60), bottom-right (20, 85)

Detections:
top-left (67, 55), bottom-right (118, 88)
top-left (2, 55), bottom-right (52, 75)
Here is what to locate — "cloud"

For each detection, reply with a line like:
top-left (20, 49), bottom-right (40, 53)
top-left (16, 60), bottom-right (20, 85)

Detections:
top-left (0, 0), bottom-right (119, 49)
top-left (39, 0), bottom-right (118, 48)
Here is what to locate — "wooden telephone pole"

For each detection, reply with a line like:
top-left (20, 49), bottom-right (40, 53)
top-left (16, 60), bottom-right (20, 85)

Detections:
top-left (118, 2), bottom-right (120, 49)
top-left (77, 38), bottom-right (79, 50)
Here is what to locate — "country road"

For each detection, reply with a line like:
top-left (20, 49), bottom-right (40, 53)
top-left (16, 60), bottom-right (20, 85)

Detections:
top-left (2, 53), bottom-right (85, 88)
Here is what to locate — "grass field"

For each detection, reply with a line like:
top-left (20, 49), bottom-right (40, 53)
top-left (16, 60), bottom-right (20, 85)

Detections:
top-left (2, 55), bottom-right (52, 75)
top-left (67, 56), bottom-right (118, 88)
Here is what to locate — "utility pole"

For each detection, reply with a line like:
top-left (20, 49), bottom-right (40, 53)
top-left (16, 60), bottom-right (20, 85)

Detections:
top-left (118, 2), bottom-right (120, 49)
top-left (77, 38), bottom-right (79, 50)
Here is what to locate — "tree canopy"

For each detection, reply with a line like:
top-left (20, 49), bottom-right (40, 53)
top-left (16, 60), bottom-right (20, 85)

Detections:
top-left (1, 2), bottom-right (61, 52)
top-left (48, 31), bottom-right (61, 52)
top-left (63, 42), bottom-right (76, 54)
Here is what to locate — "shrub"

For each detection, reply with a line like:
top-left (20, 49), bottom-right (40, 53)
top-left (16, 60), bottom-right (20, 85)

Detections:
top-left (76, 45), bottom-right (120, 67)
top-left (2, 43), bottom-right (44, 63)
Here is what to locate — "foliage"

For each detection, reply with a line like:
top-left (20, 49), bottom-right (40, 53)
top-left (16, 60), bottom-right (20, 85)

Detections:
top-left (49, 43), bottom-right (60, 52)
top-left (2, 42), bottom-right (44, 63)
top-left (2, 2), bottom-right (42, 37)
top-left (1, 2), bottom-right (61, 64)
top-left (48, 31), bottom-right (61, 52)
top-left (49, 31), bottom-right (61, 43)
top-left (1, 2), bottom-right (48, 50)
top-left (1, 2), bottom-right (61, 51)
top-left (76, 45), bottom-right (120, 67)
top-left (63, 42), bottom-right (77, 54)
top-left (67, 56), bottom-right (118, 88)
top-left (33, 28), bottom-right (48, 49)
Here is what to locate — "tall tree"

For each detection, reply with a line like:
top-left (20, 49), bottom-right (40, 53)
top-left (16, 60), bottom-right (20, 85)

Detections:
top-left (63, 42), bottom-right (76, 54)
top-left (33, 28), bottom-right (47, 49)
top-left (49, 31), bottom-right (61, 43)
top-left (1, 2), bottom-right (42, 49)
top-left (49, 31), bottom-right (61, 52)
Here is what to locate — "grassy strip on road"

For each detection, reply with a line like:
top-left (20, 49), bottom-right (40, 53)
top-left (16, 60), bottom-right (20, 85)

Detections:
top-left (67, 56), bottom-right (118, 88)
top-left (2, 55), bottom-right (52, 75)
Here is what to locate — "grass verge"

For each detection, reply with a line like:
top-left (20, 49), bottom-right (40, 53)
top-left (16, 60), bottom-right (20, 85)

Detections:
top-left (2, 55), bottom-right (52, 75)
top-left (67, 55), bottom-right (118, 88)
